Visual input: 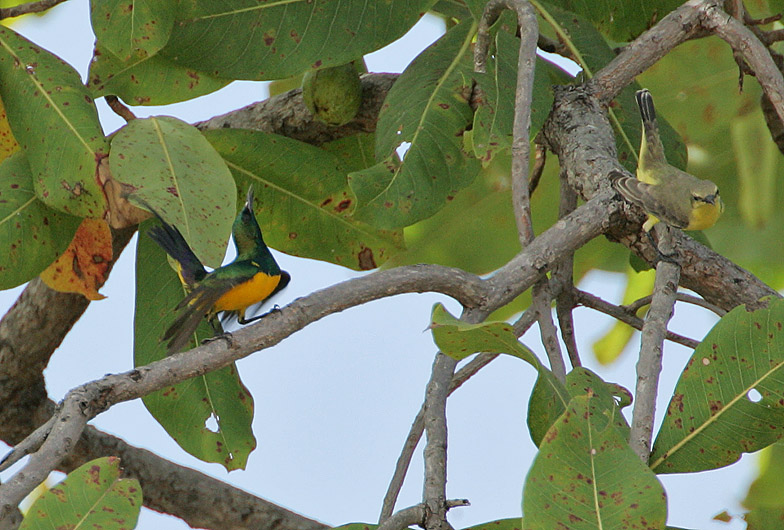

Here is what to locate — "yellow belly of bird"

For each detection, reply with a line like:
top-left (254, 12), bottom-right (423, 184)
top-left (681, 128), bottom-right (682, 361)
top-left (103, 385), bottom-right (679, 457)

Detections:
top-left (213, 272), bottom-right (280, 314)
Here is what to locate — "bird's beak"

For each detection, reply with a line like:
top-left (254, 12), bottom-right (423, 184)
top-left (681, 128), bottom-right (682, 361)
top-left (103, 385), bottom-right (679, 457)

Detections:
top-left (703, 194), bottom-right (717, 205)
top-left (245, 186), bottom-right (255, 210)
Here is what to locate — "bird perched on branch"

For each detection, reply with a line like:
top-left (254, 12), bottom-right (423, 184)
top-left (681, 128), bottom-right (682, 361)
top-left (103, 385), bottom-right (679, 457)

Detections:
top-left (145, 186), bottom-right (290, 354)
top-left (612, 89), bottom-right (724, 239)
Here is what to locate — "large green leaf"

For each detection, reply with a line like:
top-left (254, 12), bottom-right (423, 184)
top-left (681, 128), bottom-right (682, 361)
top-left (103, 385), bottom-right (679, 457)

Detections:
top-left (203, 129), bottom-right (403, 270)
top-left (0, 152), bottom-right (80, 290)
top-left (523, 394), bottom-right (667, 530)
top-left (0, 27), bottom-right (108, 218)
top-left (160, 0), bottom-right (437, 80)
top-left (470, 26), bottom-right (554, 165)
top-left (110, 116), bottom-right (236, 268)
top-left (90, 0), bottom-right (176, 61)
top-left (537, 0), bottom-right (683, 41)
top-left (650, 298), bottom-right (784, 474)
top-left (731, 109), bottom-right (778, 229)
top-left (135, 222), bottom-right (256, 471)
top-left (462, 519), bottom-right (522, 530)
top-left (20, 457), bottom-right (141, 529)
top-left (349, 19), bottom-right (480, 228)
top-left (88, 44), bottom-right (229, 106)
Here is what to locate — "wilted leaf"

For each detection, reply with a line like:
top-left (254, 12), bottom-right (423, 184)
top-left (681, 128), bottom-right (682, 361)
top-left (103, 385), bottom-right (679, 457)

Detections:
top-left (39, 218), bottom-right (112, 300)
top-left (0, 26), bottom-right (109, 218)
top-left (135, 222), bottom-right (256, 470)
top-left (20, 457), bottom-right (141, 529)
top-left (110, 116), bottom-right (235, 268)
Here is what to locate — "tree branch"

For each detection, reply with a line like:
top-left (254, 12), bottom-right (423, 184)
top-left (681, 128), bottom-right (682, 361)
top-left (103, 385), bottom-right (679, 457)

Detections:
top-left (629, 226), bottom-right (680, 462)
top-left (0, 0), bottom-right (65, 19)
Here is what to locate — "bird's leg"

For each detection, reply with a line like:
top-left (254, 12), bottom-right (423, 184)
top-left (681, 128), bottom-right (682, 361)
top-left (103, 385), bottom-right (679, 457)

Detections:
top-left (645, 228), bottom-right (679, 265)
top-left (201, 315), bottom-right (234, 348)
top-left (238, 305), bottom-right (282, 325)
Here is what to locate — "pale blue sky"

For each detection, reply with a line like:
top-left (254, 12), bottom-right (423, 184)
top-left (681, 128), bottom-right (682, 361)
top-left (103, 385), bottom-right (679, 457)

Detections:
top-left (0, 2), bottom-right (754, 528)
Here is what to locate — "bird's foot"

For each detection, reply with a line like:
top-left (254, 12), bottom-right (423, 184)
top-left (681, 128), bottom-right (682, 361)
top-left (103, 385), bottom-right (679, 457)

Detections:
top-left (202, 331), bottom-right (234, 348)
top-left (645, 230), bottom-right (680, 266)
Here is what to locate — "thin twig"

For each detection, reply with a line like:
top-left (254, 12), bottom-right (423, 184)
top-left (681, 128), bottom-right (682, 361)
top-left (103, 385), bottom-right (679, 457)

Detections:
top-left (379, 306), bottom-right (541, 522)
top-left (624, 292), bottom-right (726, 316)
top-left (0, 0), bottom-right (65, 19)
top-left (554, 173), bottom-right (581, 368)
top-left (629, 225), bottom-right (680, 462)
top-left (528, 139), bottom-right (547, 195)
top-left (105, 95), bottom-right (137, 122)
top-left (573, 289), bottom-right (699, 350)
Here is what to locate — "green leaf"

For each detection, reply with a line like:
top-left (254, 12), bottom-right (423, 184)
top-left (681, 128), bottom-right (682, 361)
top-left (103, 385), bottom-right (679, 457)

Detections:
top-left (537, 0), bottom-right (683, 41)
top-left (110, 116), bottom-right (236, 268)
top-left (470, 26), bottom-right (554, 165)
top-left (743, 442), bottom-right (784, 529)
top-left (650, 297), bottom-right (784, 474)
top-left (528, 367), bottom-right (630, 447)
top-left (320, 132), bottom-right (376, 174)
top-left (523, 395), bottom-right (667, 530)
top-left (161, 0), bottom-right (437, 80)
top-left (0, 27), bottom-right (109, 218)
top-left (462, 519), bottom-right (523, 530)
top-left (20, 457), bottom-right (141, 529)
top-left (88, 44), bottom-right (229, 106)
top-left (430, 302), bottom-right (539, 365)
top-left (0, 152), bottom-right (80, 290)
top-left (349, 19), bottom-right (480, 228)
top-left (731, 108), bottom-right (778, 229)
top-left (534, 2), bottom-right (686, 171)
top-left (203, 129), bottom-right (404, 271)
top-left (135, 222), bottom-right (256, 471)
top-left (90, 0), bottom-right (176, 61)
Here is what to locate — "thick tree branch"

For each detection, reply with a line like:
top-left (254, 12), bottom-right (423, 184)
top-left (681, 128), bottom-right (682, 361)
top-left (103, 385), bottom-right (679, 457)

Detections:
top-left (0, 0), bottom-right (65, 19)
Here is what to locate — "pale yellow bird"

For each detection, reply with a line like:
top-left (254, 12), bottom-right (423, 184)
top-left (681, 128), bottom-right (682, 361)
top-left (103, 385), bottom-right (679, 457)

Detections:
top-left (612, 89), bottom-right (724, 233)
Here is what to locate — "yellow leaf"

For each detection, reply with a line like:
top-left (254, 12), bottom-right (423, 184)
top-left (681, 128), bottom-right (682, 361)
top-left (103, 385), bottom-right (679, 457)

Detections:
top-left (40, 218), bottom-right (113, 300)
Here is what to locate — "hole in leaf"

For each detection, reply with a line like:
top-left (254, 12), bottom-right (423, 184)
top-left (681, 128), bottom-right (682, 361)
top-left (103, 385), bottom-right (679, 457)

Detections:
top-left (396, 141), bottom-right (412, 161)
top-left (747, 388), bottom-right (762, 403)
top-left (205, 413), bottom-right (220, 433)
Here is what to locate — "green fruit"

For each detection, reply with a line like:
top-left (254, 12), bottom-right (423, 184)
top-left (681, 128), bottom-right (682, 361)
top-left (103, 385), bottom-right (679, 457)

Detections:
top-left (302, 62), bottom-right (362, 126)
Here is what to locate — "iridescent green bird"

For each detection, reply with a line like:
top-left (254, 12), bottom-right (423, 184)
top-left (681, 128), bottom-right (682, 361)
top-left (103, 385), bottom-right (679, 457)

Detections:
top-left (147, 187), bottom-right (290, 354)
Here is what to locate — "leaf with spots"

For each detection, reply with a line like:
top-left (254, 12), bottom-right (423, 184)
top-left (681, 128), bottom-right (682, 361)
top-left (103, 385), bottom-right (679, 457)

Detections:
top-left (0, 152), bottom-right (80, 290)
top-left (20, 457), bottom-right (141, 529)
top-left (90, 0), bottom-right (176, 61)
top-left (469, 23), bottom-right (553, 166)
top-left (0, 26), bottom-right (109, 218)
top-left (0, 94), bottom-right (19, 164)
top-left (88, 44), bottom-right (229, 106)
top-left (39, 218), bottom-right (113, 300)
top-left (528, 367), bottom-right (631, 447)
top-left (134, 222), bottom-right (256, 471)
top-left (348, 19), bottom-right (481, 229)
top-left (160, 0), bottom-right (437, 80)
top-left (204, 129), bottom-right (403, 271)
top-left (523, 394), bottom-right (667, 530)
top-left (650, 297), bottom-right (784, 474)
top-left (110, 116), bottom-right (236, 268)
top-left (462, 519), bottom-right (523, 530)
